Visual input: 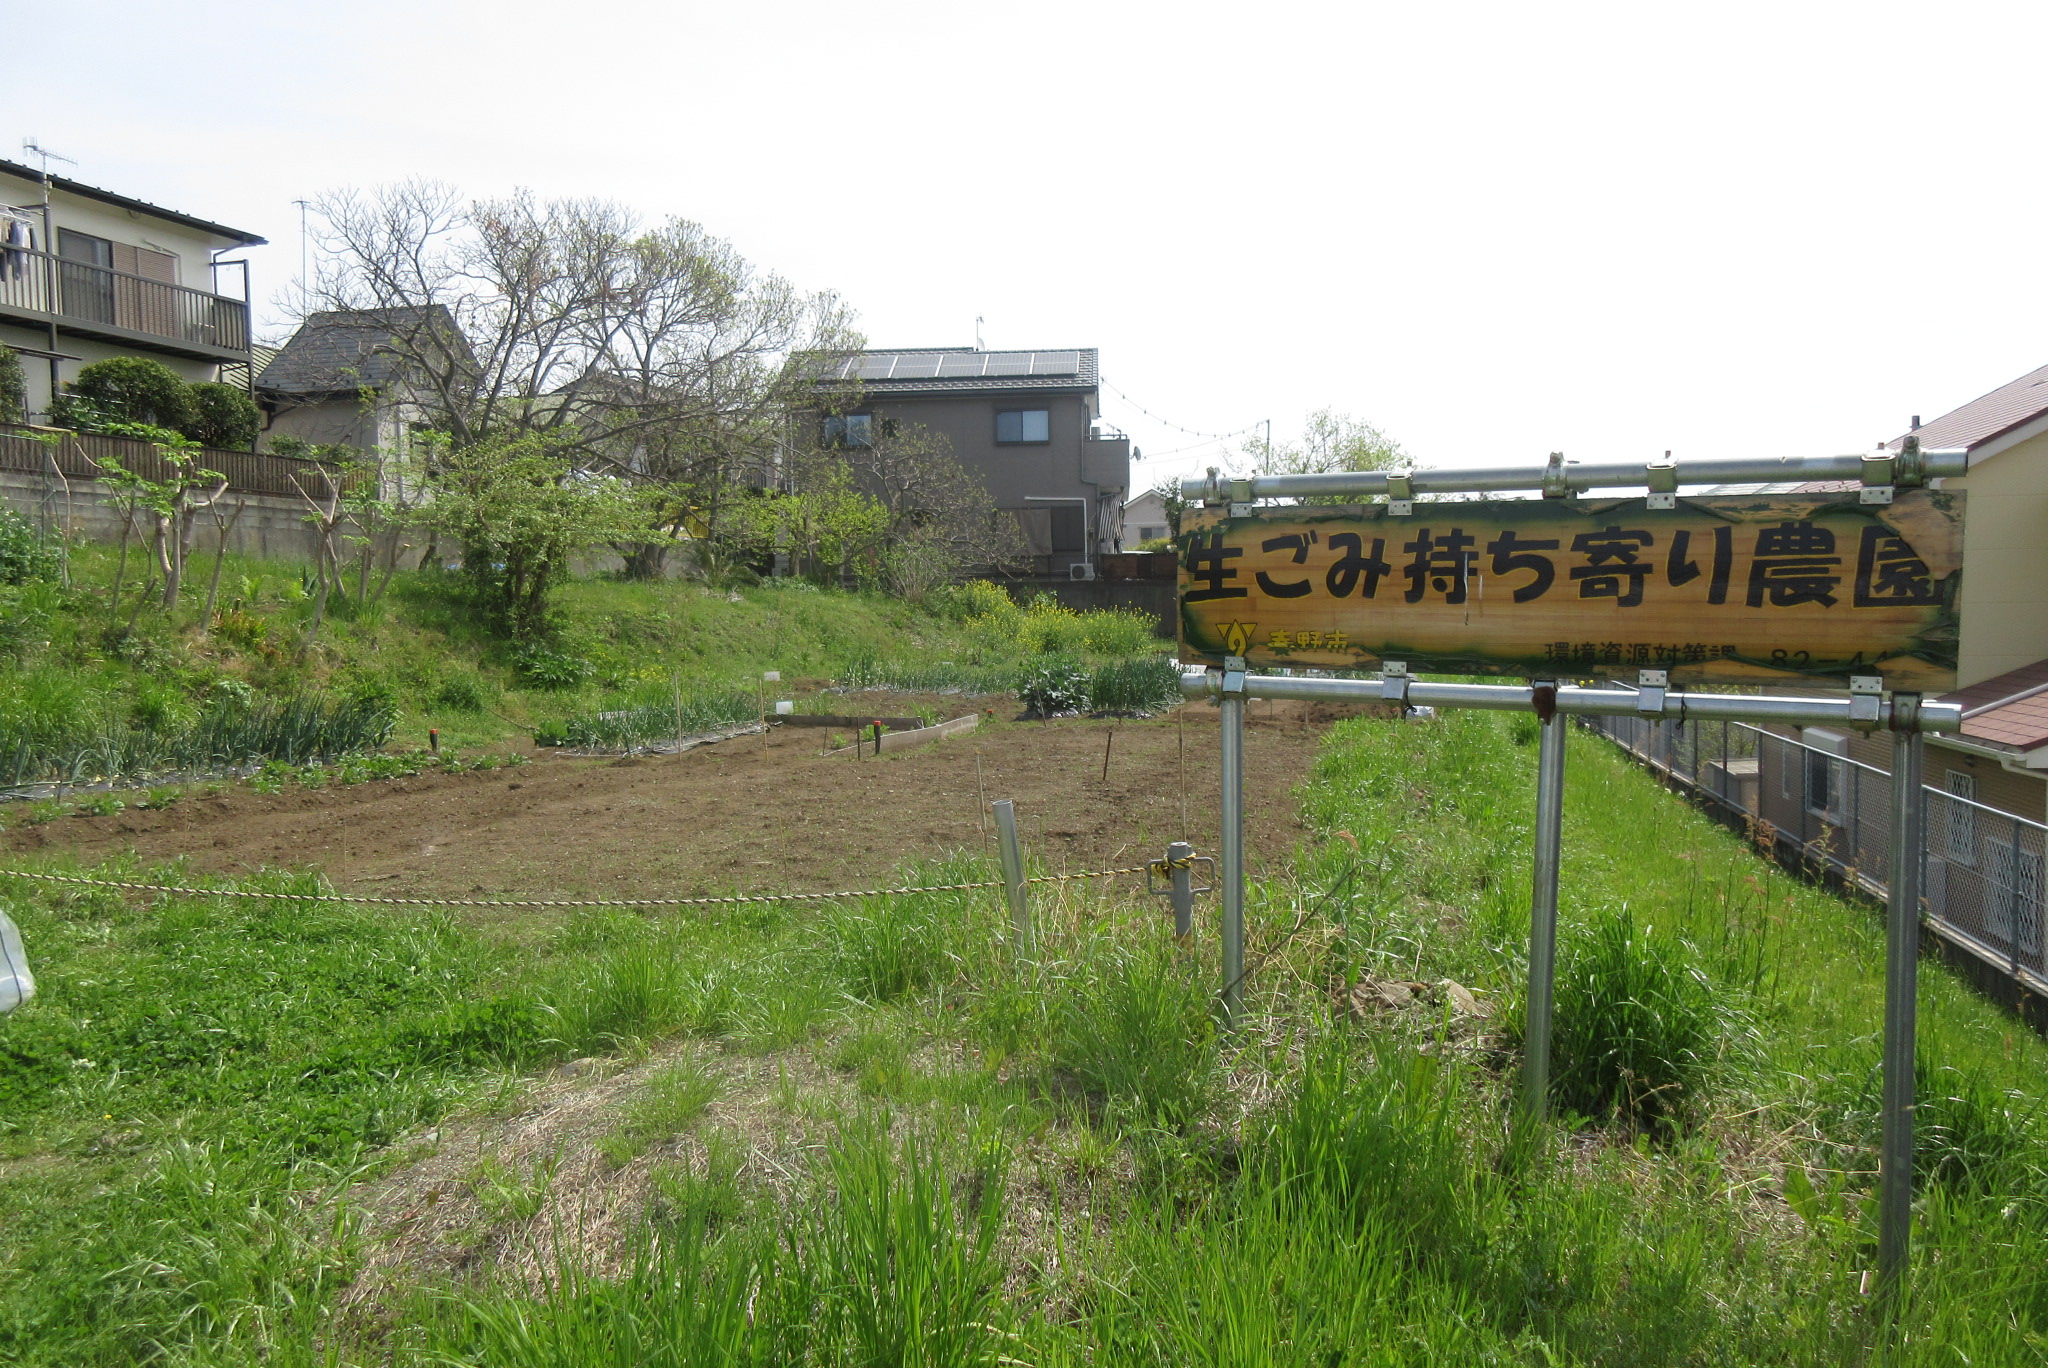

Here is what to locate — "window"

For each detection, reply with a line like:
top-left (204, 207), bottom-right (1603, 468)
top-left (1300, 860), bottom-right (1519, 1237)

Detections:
top-left (1943, 771), bottom-right (1977, 864)
top-left (822, 414), bottom-right (873, 448)
top-left (1139, 525), bottom-right (1167, 542)
top-left (1801, 729), bottom-right (1848, 824)
top-left (996, 409), bottom-right (1050, 444)
top-left (56, 227), bottom-right (115, 324)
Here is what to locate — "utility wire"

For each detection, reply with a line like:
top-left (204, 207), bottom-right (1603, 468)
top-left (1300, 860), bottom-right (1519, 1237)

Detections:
top-left (1100, 377), bottom-right (1263, 446)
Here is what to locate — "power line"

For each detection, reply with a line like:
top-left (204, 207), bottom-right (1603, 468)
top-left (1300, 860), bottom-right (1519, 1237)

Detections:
top-left (1100, 377), bottom-right (1263, 445)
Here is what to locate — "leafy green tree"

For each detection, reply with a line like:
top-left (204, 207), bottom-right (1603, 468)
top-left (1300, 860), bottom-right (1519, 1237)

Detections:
top-left (50, 356), bottom-right (198, 433)
top-left (185, 382), bottom-right (262, 448)
top-left (412, 432), bottom-right (646, 639)
top-left (1235, 408), bottom-right (1405, 478)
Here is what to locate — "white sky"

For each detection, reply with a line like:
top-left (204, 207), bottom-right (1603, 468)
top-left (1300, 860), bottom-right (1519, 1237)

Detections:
top-left (9, 1), bottom-right (2046, 488)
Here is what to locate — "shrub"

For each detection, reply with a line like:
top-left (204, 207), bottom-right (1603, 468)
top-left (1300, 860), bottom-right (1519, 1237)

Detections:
top-left (1017, 657), bottom-right (1091, 717)
top-left (513, 642), bottom-right (594, 689)
top-left (434, 669), bottom-right (496, 713)
top-left (929, 578), bottom-right (1015, 622)
top-left (0, 505), bottom-right (60, 585)
top-left (50, 356), bottom-right (197, 432)
top-left (1543, 905), bottom-right (1725, 1132)
top-left (184, 382), bottom-right (261, 448)
top-left (0, 344), bottom-right (25, 423)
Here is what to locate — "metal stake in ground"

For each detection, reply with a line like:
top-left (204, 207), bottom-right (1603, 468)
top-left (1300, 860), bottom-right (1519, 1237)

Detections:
top-left (1523, 681), bottom-right (1566, 1120)
top-left (1219, 658), bottom-right (1248, 1029)
top-left (991, 798), bottom-right (1033, 957)
top-left (1879, 694), bottom-right (1927, 1303)
top-left (1167, 839), bottom-right (1196, 948)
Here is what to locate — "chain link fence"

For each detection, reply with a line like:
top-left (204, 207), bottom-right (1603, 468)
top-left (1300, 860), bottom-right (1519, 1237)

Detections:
top-left (1585, 713), bottom-right (2048, 993)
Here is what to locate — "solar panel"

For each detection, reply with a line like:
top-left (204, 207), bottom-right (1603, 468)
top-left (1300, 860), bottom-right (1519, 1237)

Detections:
top-left (937, 353), bottom-right (987, 377)
top-left (984, 354), bottom-right (1031, 376)
top-left (1030, 350), bottom-right (1080, 375)
top-left (889, 354), bottom-right (942, 377)
top-left (858, 355), bottom-right (897, 379)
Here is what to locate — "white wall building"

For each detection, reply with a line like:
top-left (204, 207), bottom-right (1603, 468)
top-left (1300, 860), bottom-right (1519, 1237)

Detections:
top-left (0, 159), bottom-right (265, 420)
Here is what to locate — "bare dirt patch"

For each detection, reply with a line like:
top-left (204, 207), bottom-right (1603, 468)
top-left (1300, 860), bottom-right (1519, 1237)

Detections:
top-left (7, 698), bottom-right (1380, 908)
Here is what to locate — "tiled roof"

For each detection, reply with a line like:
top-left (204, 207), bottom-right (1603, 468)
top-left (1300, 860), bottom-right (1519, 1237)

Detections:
top-left (1939, 657), bottom-right (2048, 752)
top-left (258, 307), bottom-right (458, 396)
top-left (1888, 362), bottom-right (2048, 454)
top-left (808, 347), bottom-right (1099, 397)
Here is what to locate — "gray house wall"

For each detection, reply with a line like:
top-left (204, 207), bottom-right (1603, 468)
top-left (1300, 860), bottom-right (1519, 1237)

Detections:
top-left (809, 385), bottom-right (1131, 575)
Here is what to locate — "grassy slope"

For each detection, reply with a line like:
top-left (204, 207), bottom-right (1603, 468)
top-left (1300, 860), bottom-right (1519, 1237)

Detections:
top-left (1, 544), bottom-right (1162, 771)
top-left (3, 706), bottom-right (2047, 1363)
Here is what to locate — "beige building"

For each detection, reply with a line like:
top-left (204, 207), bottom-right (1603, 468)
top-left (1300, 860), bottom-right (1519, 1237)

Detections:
top-left (0, 159), bottom-right (264, 419)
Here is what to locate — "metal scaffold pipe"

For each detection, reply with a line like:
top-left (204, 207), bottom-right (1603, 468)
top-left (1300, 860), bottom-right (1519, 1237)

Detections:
top-left (1178, 448), bottom-right (1968, 504)
top-left (1179, 671), bottom-right (1963, 733)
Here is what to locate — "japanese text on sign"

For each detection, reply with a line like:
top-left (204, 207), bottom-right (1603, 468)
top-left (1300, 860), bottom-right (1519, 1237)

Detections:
top-left (1178, 491), bottom-right (1963, 689)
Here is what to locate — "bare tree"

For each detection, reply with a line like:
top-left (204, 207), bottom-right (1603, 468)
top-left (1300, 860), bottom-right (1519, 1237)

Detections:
top-left (781, 421), bottom-right (1023, 598)
top-left (304, 182), bottom-right (861, 578)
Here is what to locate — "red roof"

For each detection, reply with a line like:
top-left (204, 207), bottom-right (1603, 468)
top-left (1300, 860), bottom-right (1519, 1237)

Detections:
top-left (1940, 657), bottom-right (2048, 752)
top-left (1890, 363), bottom-right (2048, 454)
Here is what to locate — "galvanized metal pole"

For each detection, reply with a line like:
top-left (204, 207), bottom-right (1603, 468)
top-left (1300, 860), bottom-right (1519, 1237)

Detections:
top-left (1166, 839), bottom-right (1196, 947)
top-left (1879, 698), bottom-right (1925, 1302)
top-left (992, 799), bottom-right (1032, 958)
top-left (1524, 685), bottom-right (1567, 1119)
top-left (1219, 663), bottom-right (1248, 1028)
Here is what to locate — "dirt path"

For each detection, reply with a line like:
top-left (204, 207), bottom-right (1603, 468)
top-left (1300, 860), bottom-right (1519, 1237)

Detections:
top-left (5, 699), bottom-right (1375, 909)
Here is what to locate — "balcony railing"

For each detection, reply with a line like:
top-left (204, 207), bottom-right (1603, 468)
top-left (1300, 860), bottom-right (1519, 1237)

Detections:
top-left (0, 424), bottom-right (343, 500)
top-left (0, 245), bottom-right (250, 354)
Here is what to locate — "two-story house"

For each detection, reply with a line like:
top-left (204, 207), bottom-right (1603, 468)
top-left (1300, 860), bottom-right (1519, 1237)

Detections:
top-left (0, 160), bottom-right (265, 419)
top-left (807, 347), bottom-right (1131, 577)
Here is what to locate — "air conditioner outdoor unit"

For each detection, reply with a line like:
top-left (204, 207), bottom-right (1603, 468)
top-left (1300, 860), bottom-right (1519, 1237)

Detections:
top-left (1069, 562), bottom-right (1097, 582)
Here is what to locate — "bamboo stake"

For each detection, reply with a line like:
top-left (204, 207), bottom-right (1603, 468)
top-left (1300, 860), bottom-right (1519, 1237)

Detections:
top-left (1101, 725), bottom-right (1115, 784)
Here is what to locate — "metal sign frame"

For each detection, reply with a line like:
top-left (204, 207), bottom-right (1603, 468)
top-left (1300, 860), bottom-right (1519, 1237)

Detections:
top-left (1176, 446), bottom-right (1967, 1302)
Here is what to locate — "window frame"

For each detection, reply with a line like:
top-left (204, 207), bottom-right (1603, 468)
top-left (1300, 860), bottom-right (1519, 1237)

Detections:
top-left (821, 413), bottom-right (875, 449)
top-left (1800, 729), bottom-right (1849, 825)
top-left (995, 408), bottom-right (1051, 445)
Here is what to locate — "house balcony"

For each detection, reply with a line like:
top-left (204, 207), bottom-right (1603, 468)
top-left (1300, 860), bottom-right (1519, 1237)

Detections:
top-left (0, 246), bottom-right (250, 362)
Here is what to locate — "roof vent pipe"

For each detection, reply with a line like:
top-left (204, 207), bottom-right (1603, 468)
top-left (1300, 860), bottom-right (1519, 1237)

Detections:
top-left (1911, 415), bottom-right (1921, 430)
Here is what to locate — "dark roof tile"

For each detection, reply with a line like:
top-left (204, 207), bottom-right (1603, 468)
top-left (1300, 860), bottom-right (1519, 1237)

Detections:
top-left (257, 307), bottom-right (456, 396)
top-left (1938, 657), bottom-right (2048, 752)
top-left (1888, 363), bottom-right (2048, 454)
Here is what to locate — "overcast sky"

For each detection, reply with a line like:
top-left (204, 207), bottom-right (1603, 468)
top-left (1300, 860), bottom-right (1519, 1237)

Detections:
top-left (10, 1), bottom-right (2045, 487)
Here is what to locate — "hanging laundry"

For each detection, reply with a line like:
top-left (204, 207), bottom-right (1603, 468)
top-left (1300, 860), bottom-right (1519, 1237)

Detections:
top-left (2, 217), bottom-right (32, 284)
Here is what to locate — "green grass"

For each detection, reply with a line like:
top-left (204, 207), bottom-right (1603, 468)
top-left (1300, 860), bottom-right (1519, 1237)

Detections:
top-left (9, 705), bottom-right (2048, 1363)
top-left (0, 539), bottom-right (1171, 778)
top-left (596, 1059), bottom-right (721, 1166)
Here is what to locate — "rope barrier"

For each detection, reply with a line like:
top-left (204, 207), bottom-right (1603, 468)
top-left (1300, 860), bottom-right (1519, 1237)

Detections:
top-left (0, 861), bottom-right (1180, 911)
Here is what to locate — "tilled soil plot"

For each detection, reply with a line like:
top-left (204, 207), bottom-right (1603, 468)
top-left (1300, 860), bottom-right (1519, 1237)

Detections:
top-left (5, 698), bottom-right (1383, 909)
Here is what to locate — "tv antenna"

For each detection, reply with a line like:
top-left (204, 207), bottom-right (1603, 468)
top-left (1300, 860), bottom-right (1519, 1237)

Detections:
top-left (21, 140), bottom-right (76, 179)
top-left (293, 198), bottom-right (311, 299)
top-left (974, 315), bottom-right (984, 351)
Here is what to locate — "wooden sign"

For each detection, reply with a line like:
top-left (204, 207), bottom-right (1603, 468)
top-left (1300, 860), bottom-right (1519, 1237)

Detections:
top-left (1178, 490), bottom-right (1964, 690)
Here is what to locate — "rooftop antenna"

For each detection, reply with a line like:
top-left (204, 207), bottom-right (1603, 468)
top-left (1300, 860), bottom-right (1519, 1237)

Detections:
top-left (293, 198), bottom-right (311, 302)
top-left (974, 315), bottom-right (984, 351)
top-left (21, 139), bottom-right (75, 179)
